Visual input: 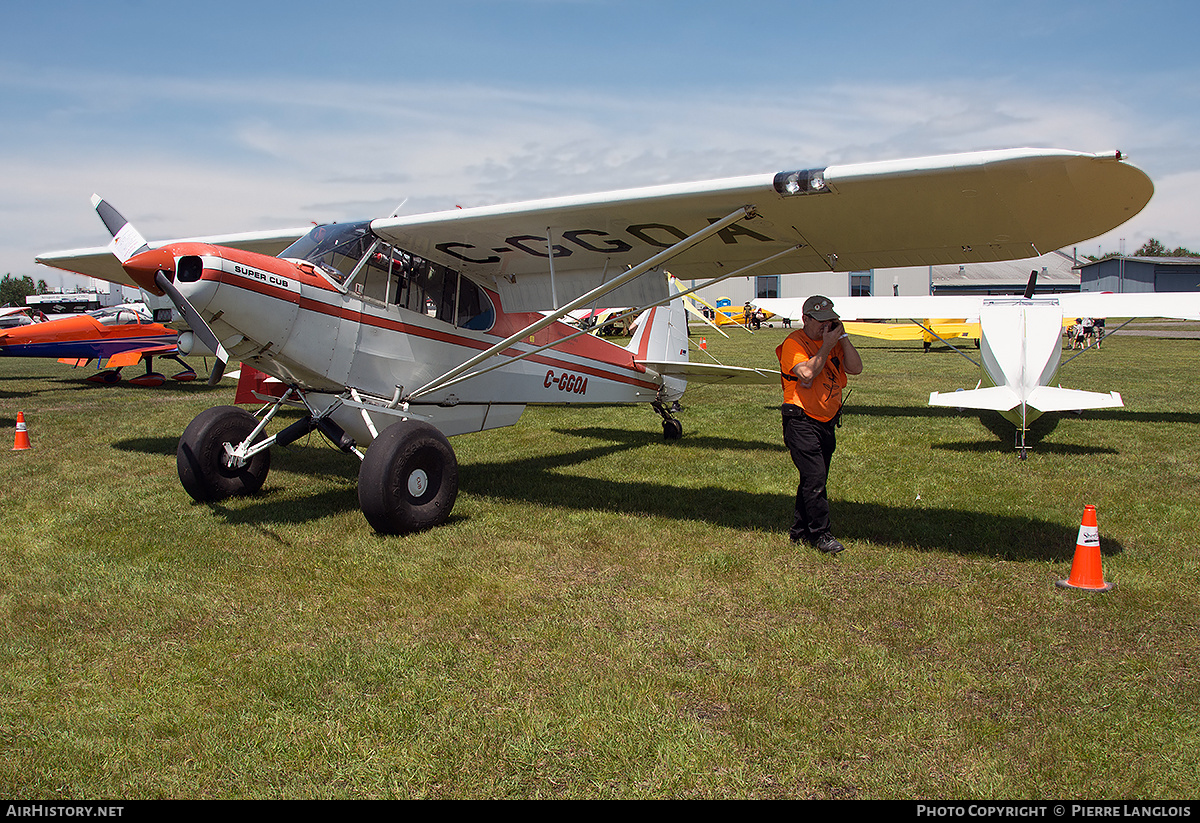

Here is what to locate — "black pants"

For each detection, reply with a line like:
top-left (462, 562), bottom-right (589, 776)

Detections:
top-left (782, 411), bottom-right (837, 543)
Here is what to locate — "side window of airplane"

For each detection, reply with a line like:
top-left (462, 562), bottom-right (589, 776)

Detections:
top-left (284, 223), bottom-right (494, 331)
top-left (457, 277), bottom-right (495, 331)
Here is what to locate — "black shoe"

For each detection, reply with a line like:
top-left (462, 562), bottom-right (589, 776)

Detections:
top-left (815, 534), bottom-right (845, 554)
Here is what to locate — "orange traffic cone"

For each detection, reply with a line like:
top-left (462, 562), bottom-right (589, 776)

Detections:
top-left (11, 412), bottom-right (31, 451)
top-left (1056, 504), bottom-right (1113, 592)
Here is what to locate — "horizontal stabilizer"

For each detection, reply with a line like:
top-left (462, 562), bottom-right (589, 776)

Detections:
top-left (1026, 387), bottom-right (1123, 412)
top-left (929, 386), bottom-right (1021, 411)
top-left (637, 360), bottom-right (776, 384)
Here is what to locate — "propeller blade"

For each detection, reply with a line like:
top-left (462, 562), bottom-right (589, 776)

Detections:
top-left (92, 194), bottom-right (150, 263)
top-left (154, 271), bottom-right (229, 386)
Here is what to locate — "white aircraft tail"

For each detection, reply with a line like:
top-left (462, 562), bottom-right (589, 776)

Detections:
top-left (1026, 387), bottom-right (1123, 412)
top-left (929, 386), bottom-right (1123, 413)
top-left (929, 386), bottom-right (1021, 412)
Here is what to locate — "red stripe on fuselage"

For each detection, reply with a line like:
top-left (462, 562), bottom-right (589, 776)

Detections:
top-left (203, 263), bottom-right (659, 391)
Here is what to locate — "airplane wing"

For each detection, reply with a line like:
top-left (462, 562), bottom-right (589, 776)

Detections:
top-left (1058, 292), bottom-right (1200, 320)
top-left (36, 227), bottom-right (312, 288)
top-left (365, 149), bottom-right (1151, 313)
top-left (755, 294), bottom-right (989, 322)
top-left (841, 319), bottom-right (980, 340)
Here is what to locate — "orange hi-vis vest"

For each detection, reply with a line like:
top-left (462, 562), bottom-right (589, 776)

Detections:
top-left (776, 330), bottom-right (847, 422)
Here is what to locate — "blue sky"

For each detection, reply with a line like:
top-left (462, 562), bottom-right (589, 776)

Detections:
top-left (4, 0), bottom-right (1198, 289)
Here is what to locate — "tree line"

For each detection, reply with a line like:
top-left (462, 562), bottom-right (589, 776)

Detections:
top-left (1086, 239), bottom-right (1200, 262)
top-left (0, 274), bottom-right (52, 307)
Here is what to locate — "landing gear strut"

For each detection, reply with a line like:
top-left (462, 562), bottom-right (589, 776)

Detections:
top-left (653, 400), bottom-right (683, 440)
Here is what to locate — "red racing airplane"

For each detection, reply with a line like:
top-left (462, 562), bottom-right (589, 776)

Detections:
top-left (0, 303), bottom-right (200, 385)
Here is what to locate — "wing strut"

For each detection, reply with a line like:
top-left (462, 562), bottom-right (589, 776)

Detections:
top-left (406, 205), bottom-right (757, 400)
top-left (407, 243), bottom-right (803, 397)
top-left (912, 319), bottom-right (981, 368)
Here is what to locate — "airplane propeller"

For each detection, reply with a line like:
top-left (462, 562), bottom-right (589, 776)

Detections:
top-left (153, 270), bottom-right (230, 385)
top-left (91, 195), bottom-right (230, 385)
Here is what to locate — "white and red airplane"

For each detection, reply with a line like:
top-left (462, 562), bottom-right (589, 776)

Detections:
top-left (755, 272), bottom-right (1200, 457)
top-left (37, 148), bottom-right (1152, 530)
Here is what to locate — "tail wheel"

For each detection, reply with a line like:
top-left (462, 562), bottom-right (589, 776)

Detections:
top-left (358, 420), bottom-right (458, 535)
top-left (662, 418), bottom-right (683, 440)
top-left (177, 406), bottom-right (271, 502)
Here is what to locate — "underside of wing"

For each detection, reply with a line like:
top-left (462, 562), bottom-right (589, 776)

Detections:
top-left (368, 148), bottom-right (1151, 312)
top-left (637, 360), bottom-right (777, 384)
top-left (36, 227), bottom-right (312, 288)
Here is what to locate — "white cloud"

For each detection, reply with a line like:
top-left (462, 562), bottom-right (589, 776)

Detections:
top-left (6, 69), bottom-right (1198, 285)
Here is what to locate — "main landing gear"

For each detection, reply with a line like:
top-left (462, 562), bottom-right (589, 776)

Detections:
top-left (176, 389), bottom-right (679, 534)
top-left (174, 391), bottom-right (460, 536)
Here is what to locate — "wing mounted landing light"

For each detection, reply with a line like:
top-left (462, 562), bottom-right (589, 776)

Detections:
top-left (773, 168), bottom-right (830, 197)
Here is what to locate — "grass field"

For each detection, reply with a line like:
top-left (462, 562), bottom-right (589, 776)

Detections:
top-left (1, 325), bottom-right (1198, 799)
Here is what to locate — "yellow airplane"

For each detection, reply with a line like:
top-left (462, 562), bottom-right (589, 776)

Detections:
top-left (673, 284), bottom-right (774, 330)
top-left (841, 318), bottom-right (980, 351)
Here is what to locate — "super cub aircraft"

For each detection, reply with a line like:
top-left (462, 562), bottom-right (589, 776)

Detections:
top-left (37, 148), bottom-right (1152, 533)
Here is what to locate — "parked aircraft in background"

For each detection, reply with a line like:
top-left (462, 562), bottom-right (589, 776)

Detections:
top-left (839, 317), bottom-right (980, 351)
top-left (0, 303), bottom-right (199, 385)
top-left (755, 273), bottom-right (1200, 457)
top-left (37, 148), bottom-right (1152, 528)
top-left (0, 307), bottom-right (40, 329)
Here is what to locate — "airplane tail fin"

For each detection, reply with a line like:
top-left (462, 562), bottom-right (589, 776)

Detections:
top-left (627, 284), bottom-right (690, 401)
top-left (630, 284), bottom-right (776, 391)
top-left (627, 280), bottom-right (690, 365)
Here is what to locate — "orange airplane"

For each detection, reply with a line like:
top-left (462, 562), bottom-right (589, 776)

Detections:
top-left (0, 304), bottom-right (197, 385)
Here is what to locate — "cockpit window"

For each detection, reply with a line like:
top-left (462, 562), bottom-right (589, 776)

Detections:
top-left (89, 307), bottom-right (151, 326)
top-left (280, 221), bottom-right (376, 282)
top-left (281, 221), bottom-right (495, 332)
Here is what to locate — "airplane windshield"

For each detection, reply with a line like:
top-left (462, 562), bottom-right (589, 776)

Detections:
top-left (280, 221), bottom-right (377, 282)
top-left (88, 306), bottom-right (152, 326)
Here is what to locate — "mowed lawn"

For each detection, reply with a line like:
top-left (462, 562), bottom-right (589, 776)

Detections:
top-left (0, 324), bottom-right (1197, 799)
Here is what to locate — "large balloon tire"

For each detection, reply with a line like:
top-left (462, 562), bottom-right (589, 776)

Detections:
top-left (358, 420), bottom-right (458, 535)
top-left (177, 406), bottom-right (271, 502)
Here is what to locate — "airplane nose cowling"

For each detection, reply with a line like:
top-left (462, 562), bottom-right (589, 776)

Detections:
top-left (121, 247), bottom-right (176, 294)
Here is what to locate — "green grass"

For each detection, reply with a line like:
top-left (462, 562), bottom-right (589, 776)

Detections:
top-left (1, 327), bottom-right (1198, 798)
